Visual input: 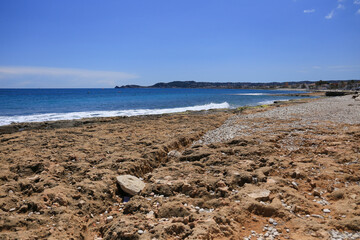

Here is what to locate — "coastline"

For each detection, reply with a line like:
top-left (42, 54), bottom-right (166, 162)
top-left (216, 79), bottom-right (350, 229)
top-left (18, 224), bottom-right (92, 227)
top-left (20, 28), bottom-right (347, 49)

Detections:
top-left (1, 95), bottom-right (359, 239)
top-left (0, 88), bottom-right (320, 128)
top-left (0, 91), bottom-right (323, 134)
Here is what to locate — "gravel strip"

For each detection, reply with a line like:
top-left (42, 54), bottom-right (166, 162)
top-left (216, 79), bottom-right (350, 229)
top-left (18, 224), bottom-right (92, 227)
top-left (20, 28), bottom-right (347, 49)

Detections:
top-left (197, 95), bottom-right (360, 145)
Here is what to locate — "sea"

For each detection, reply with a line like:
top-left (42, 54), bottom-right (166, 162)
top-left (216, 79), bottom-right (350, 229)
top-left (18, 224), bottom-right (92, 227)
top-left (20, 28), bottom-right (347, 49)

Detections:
top-left (0, 88), bottom-right (309, 126)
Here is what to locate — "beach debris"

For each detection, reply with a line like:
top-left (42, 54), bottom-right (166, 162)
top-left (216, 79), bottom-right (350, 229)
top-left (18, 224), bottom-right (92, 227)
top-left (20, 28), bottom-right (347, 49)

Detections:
top-left (116, 175), bottom-right (145, 196)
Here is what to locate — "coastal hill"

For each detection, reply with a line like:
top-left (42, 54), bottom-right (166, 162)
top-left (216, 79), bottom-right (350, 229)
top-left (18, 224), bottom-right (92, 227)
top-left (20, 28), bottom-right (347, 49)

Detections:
top-left (115, 80), bottom-right (360, 90)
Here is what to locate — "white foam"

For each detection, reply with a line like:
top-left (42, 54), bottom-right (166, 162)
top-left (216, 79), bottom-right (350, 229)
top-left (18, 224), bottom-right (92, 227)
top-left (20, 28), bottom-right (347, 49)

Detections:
top-left (0, 102), bottom-right (230, 126)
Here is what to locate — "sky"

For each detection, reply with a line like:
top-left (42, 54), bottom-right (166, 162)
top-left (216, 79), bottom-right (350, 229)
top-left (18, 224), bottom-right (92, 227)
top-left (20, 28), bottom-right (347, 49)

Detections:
top-left (0, 0), bottom-right (359, 88)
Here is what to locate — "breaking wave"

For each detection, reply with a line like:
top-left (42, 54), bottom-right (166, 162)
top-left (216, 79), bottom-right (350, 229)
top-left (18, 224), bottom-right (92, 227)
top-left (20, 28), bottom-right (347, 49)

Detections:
top-left (0, 102), bottom-right (230, 126)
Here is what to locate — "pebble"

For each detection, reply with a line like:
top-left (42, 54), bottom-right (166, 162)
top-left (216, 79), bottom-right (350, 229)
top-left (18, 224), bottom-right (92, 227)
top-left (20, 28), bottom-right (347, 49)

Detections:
top-left (329, 229), bottom-right (360, 240)
top-left (248, 225), bottom-right (281, 240)
top-left (106, 216), bottom-right (113, 222)
top-left (323, 209), bottom-right (331, 213)
top-left (291, 181), bottom-right (299, 189)
top-left (9, 208), bottom-right (16, 212)
top-left (197, 96), bottom-right (360, 145)
top-left (138, 230), bottom-right (144, 234)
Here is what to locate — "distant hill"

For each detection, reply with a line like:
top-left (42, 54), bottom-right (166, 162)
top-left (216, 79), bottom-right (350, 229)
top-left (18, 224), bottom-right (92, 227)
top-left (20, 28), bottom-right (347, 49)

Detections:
top-left (115, 80), bottom-right (307, 89)
top-left (115, 80), bottom-right (360, 90)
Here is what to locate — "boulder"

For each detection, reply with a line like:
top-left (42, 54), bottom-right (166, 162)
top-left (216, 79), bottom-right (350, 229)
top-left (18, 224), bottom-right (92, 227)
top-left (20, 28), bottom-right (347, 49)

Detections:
top-left (116, 175), bottom-right (145, 196)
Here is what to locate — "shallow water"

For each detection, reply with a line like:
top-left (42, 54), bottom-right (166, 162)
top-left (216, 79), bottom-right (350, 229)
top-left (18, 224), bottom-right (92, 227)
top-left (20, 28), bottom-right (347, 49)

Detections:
top-left (0, 88), bottom-right (306, 125)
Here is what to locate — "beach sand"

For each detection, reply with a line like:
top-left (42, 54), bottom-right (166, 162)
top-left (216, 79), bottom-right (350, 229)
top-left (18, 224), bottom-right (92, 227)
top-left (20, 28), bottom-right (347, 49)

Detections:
top-left (0, 96), bottom-right (359, 239)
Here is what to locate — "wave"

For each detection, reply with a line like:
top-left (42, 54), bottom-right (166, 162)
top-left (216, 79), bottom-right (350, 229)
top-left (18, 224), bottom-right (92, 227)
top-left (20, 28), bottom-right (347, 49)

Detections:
top-left (0, 102), bottom-right (230, 126)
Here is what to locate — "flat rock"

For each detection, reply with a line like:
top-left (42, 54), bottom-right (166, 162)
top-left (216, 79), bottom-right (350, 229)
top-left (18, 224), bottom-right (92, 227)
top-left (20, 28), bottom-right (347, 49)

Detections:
top-left (116, 175), bottom-right (145, 196)
top-left (248, 189), bottom-right (271, 201)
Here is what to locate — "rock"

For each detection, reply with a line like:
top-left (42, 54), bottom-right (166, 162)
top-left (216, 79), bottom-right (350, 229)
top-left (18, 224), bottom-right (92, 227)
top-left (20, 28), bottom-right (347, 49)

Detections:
top-left (291, 169), bottom-right (304, 179)
top-left (291, 181), bottom-right (298, 190)
top-left (231, 171), bottom-right (253, 187)
top-left (123, 200), bottom-right (151, 214)
top-left (216, 180), bottom-right (227, 188)
top-left (167, 150), bottom-right (181, 158)
top-left (328, 190), bottom-right (344, 200)
top-left (313, 189), bottom-right (321, 197)
top-left (331, 217), bottom-right (360, 231)
top-left (106, 216), bottom-right (113, 222)
top-left (157, 202), bottom-right (190, 218)
top-left (248, 189), bottom-right (271, 201)
top-left (311, 214), bottom-right (324, 219)
top-left (179, 152), bottom-right (211, 162)
top-left (146, 211), bottom-right (155, 219)
top-left (266, 178), bottom-right (276, 184)
top-left (165, 223), bottom-right (191, 238)
top-left (323, 209), bottom-right (331, 213)
top-left (116, 175), bottom-right (145, 196)
top-left (247, 202), bottom-right (279, 217)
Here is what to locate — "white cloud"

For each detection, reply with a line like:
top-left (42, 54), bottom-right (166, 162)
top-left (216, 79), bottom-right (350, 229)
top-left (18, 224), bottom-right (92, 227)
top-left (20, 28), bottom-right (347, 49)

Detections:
top-left (357, 8), bottom-right (360, 14)
top-left (325, 10), bottom-right (335, 19)
top-left (303, 9), bottom-right (315, 13)
top-left (312, 66), bottom-right (321, 69)
top-left (0, 66), bottom-right (139, 88)
top-left (354, 0), bottom-right (360, 4)
top-left (337, 4), bottom-right (345, 9)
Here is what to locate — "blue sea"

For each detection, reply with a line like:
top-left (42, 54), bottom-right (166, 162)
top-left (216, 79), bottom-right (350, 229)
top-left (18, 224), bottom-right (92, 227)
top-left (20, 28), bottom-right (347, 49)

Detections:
top-left (0, 88), bottom-right (308, 126)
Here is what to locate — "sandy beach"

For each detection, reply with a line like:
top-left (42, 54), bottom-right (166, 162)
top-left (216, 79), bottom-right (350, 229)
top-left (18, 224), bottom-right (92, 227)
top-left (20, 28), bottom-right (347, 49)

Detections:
top-left (1, 95), bottom-right (360, 240)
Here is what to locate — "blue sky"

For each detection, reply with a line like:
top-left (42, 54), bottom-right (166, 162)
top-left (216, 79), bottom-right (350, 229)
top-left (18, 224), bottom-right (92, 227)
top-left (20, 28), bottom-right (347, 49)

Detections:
top-left (0, 0), bottom-right (359, 88)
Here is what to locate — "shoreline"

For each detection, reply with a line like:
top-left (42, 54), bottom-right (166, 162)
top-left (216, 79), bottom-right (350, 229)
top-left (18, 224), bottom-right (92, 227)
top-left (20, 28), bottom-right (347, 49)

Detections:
top-left (0, 88), bottom-right (321, 129)
top-left (0, 94), bottom-right (323, 134)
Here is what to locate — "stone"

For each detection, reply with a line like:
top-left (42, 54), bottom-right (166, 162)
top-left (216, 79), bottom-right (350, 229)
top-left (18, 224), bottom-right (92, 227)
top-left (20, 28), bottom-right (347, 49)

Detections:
top-left (146, 211), bottom-right (155, 219)
top-left (106, 216), bottom-right (113, 222)
top-left (266, 179), bottom-right (276, 184)
top-left (116, 175), bottom-right (146, 196)
top-left (323, 209), bottom-right (331, 213)
top-left (248, 189), bottom-right (271, 201)
top-left (167, 150), bottom-right (181, 158)
top-left (291, 181), bottom-right (298, 190)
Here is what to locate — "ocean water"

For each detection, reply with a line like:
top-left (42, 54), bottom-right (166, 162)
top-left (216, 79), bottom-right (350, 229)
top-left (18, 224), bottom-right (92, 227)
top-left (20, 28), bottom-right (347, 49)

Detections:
top-left (0, 88), bottom-right (307, 126)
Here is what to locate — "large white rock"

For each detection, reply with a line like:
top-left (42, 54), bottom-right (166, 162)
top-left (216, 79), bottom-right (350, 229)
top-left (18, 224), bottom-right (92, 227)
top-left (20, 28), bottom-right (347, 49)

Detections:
top-left (116, 175), bottom-right (145, 196)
